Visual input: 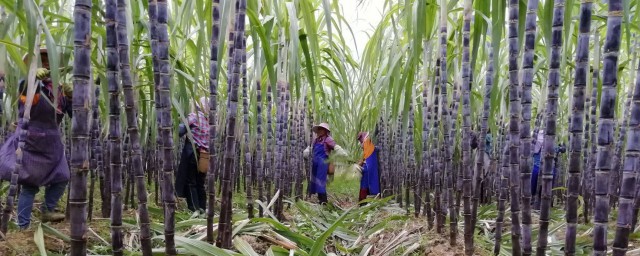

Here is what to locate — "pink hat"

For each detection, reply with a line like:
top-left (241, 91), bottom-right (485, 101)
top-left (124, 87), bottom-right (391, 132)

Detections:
top-left (312, 123), bottom-right (330, 133)
top-left (357, 132), bottom-right (369, 142)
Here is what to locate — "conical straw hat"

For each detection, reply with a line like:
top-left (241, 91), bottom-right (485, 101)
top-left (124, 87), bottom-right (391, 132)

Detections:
top-left (312, 123), bottom-right (330, 133)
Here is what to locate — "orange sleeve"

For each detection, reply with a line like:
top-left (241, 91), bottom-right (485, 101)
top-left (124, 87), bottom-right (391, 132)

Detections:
top-left (363, 137), bottom-right (375, 159)
top-left (19, 94), bottom-right (40, 106)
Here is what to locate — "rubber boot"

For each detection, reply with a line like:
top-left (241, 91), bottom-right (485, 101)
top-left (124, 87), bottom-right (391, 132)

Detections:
top-left (41, 210), bottom-right (65, 223)
top-left (318, 193), bottom-right (328, 205)
top-left (359, 188), bottom-right (369, 206)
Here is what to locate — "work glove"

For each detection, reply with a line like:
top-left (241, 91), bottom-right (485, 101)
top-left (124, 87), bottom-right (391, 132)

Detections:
top-left (62, 83), bottom-right (73, 98)
top-left (303, 146), bottom-right (310, 159)
top-left (36, 68), bottom-right (50, 80)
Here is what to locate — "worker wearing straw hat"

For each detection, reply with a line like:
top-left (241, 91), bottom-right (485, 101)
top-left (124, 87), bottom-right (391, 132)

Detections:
top-left (357, 132), bottom-right (381, 205)
top-left (0, 48), bottom-right (72, 229)
top-left (309, 123), bottom-right (335, 205)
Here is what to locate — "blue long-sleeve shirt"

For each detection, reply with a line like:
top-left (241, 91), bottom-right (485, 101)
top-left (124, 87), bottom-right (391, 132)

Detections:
top-left (471, 132), bottom-right (492, 155)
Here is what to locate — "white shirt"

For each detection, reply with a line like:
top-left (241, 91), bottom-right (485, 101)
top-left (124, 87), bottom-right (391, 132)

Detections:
top-left (533, 130), bottom-right (544, 154)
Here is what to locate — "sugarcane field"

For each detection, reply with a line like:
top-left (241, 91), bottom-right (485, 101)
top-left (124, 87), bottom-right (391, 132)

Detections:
top-left (2, 0), bottom-right (640, 255)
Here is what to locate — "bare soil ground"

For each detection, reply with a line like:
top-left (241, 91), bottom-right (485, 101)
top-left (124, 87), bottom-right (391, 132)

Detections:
top-left (241, 235), bottom-right (271, 254)
top-left (0, 221), bottom-right (71, 256)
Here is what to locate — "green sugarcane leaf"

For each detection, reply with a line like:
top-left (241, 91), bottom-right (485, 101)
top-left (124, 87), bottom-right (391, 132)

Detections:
top-left (359, 244), bottom-right (373, 256)
top-left (164, 235), bottom-right (240, 256)
top-left (267, 245), bottom-right (292, 256)
top-left (309, 206), bottom-right (355, 256)
top-left (622, 0), bottom-right (631, 53)
top-left (176, 218), bottom-right (209, 228)
top-left (246, 8), bottom-right (277, 91)
top-left (0, 39), bottom-right (28, 51)
top-left (299, 34), bottom-right (317, 114)
top-left (265, 247), bottom-right (276, 256)
top-left (233, 237), bottom-right (260, 256)
top-left (251, 217), bottom-right (289, 231)
top-left (251, 218), bottom-right (315, 249)
top-left (272, 229), bottom-right (316, 249)
top-left (364, 215), bottom-right (408, 237)
top-left (232, 219), bottom-right (250, 237)
top-left (34, 1), bottom-right (61, 108)
top-left (41, 223), bottom-right (71, 242)
top-left (146, 206), bottom-right (165, 219)
top-left (321, 0), bottom-right (332, 41)
top-left (5, 42), bottom-right (27, 74)
top-left (255, 200), bottom-right (279, 220)
top-left (34, 223), bottom-right (47, 256)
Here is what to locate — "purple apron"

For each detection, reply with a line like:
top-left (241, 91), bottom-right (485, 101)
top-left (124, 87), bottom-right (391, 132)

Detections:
top-left (0, 82), bottom-right (70, 187)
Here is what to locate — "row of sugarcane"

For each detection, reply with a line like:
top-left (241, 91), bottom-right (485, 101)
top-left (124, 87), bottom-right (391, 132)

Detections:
top-left (371, 0), bottom-right (640, 255)
top-left (0, 0), bottom-right (319, 255)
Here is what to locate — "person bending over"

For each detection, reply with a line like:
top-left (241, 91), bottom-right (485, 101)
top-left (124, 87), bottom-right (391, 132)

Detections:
top-left (176, 97), bottom-right (209, 213)
top-left (0, 49), bottom-right (73, 229)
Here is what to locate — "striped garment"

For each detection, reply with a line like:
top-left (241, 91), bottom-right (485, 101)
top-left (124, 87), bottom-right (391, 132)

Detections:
top-left (187, 111), bottom-right (210, 150)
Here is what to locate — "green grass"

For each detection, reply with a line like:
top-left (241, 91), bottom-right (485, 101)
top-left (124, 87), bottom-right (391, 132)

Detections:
top-left (327, 170), bottom-right (360, 201)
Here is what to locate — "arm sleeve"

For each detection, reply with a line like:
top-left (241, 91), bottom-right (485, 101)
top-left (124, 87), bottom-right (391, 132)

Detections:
top-left (64, 99), bottom-right (73, 118)
top-left (187, 113), bottom-right (197, 126)
top-left (181, 113), bottom-right (196, 137)
top-left (178, 124), bottom-right (187, 137)
top-left (325, 137), bottom-right (336, 151)
top-left (62, 84), bottom-right (73, 118)
top-left (18, 79), bottom-right (26, 96)
top-left (470, 133), bottom-right (478, 150)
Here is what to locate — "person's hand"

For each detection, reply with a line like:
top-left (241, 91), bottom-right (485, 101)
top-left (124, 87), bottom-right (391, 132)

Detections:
top-left (303, 147), bottom-right (310, 159)
top-left (63, 83), bottom-right (73, 98)
top-left (9, 122), bottom-right (17, 133)
top-left (36, 68), bottom-right (50, 80)
top-left (557, 144), bottom-right (567, 153)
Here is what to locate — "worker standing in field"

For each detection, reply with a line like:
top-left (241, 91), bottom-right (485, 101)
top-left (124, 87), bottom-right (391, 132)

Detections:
top-left (531, 129), bottom-right (566, 208)
top-left (309, 123), bottom-right (335, 205)
top-left (531, 129), bottom-right (544, 200)
top-left (471, 128), bottom-right (492, 197)
top-left (357, 132), bottom-right (381, 205)
top-left (470, 129), bottom-right (492, 170)
top-left (0, 49), bottom-right (72, 229)
top-left (176, 97), bottom-right (209, 213)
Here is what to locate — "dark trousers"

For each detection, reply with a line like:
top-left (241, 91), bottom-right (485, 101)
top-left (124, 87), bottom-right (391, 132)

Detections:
top-left (318, 193), bottom-right (328, 205)
top-left (184, 171), bottom-right (206, 212)
top-left (359, 188), bottom-right (369, 206)
top-left (177, 141), bottom-right (207, 212)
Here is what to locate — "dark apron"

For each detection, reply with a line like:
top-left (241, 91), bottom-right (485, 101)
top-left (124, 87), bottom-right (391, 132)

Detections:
top-left (0, 91), bottom-right (69, 187)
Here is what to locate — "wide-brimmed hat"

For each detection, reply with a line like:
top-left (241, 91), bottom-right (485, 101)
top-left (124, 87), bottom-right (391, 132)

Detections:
top-left (196, 96), bottom-right (209, 112)
top-left (312, 123), bottom-right (330, 133)
top-left (22, 48), bottom-right (49, 69)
